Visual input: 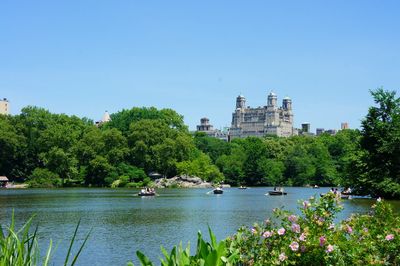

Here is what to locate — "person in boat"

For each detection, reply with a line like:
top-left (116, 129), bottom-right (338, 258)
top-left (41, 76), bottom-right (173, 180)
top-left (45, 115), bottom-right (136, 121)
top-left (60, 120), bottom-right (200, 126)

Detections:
top-left (342, 187), bottom-right (352, 194)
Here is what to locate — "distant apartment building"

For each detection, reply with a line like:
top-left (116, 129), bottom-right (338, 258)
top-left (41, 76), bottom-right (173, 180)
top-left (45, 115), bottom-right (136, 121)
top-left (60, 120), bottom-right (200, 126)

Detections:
top-left (326, 129), bottom-right (337, 135)
top-left (301, 123), bottom-right (311, 133)
top-left (341, 122), bottom-right (349, 130)
top-left (0, 98), bottom-right (10, 115)
top-left (229, 92), bottom-right (295, 140)
top-left (316, 128), bottom-right (325, 136)
top-left (196, 117), bottom-right (228, 141)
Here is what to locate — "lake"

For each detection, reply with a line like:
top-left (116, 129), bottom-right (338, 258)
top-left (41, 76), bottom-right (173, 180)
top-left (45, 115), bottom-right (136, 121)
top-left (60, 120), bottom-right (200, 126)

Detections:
top-left (0, 187), bottom-right (397, 265)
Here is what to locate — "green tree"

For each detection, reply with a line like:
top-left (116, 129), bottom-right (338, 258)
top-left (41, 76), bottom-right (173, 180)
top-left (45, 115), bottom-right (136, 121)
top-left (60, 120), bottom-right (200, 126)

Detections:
top-left (176, 152), bottom-right (224, 182)
top-left (351, 88), bottom-right (400, 198)
top-left (104, 107), bottom-right (187, 134)
top-left (40, 147), bottom-right (78, 184)
top-left (28, 168), bottom-right (62, 188)
top-left (258, 158), bottom-right (285, 186)
top-left (0, 116), bottom-right (25, 179)
top-left (85, 156), bottom-right (113, 186)
top-left (193, 132), bottom-right (231, 162)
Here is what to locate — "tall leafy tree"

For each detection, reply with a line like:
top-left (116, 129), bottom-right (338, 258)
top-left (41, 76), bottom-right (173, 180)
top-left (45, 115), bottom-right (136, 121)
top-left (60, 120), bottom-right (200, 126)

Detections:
top-left (351, 88), bottom-right (400, 198)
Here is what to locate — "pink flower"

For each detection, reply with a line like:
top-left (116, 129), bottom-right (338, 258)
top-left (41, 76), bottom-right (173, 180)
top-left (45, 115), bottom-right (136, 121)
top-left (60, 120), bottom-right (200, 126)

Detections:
top-left (289, 241), bottom-right (299, 251)
top-left (319, 236), bottom-right (326, 246)
top-left (291, 223), bottom-right (301, 233)
top-left (363, 227), bottom-right (368, 233)
top-left (299, 233), bottom-right (306, 242)
top-left (328, 223), bottom-right (335, 230)
top-left (279, 252), bottom-right (287, 262)
top-left (346, 225), bottom-right (353, 234)
top-left (263, 231), bottom-right (273, 238)
top-left (303, 200), bottom-right (311, 209)
top-left (288, 215), bottom-right (298, 223)
top-left (385, 234), bottom-right (394, 241)
top-left (277, 228), bottom-right (286, 235)
top-left (251, 228), bottom-right (257, 234)
top-left (326, 244), bottom-right (334, 253)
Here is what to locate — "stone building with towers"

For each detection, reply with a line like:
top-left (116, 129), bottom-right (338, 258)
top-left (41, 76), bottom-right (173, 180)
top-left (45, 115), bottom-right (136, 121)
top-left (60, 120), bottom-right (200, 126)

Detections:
top-left (229, 92), bottom-right (296, 139)
top-left (0, 98), bottom-right (10, 115)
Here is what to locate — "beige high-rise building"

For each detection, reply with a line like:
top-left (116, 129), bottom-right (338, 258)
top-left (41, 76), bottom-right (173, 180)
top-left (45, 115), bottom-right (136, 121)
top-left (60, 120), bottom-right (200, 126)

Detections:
top-left (0, 98), bottom-right (10, 115)
top-left (229, 92), bottom-right (295, 139)
top-left (341, 122), bottom-right (349, 130)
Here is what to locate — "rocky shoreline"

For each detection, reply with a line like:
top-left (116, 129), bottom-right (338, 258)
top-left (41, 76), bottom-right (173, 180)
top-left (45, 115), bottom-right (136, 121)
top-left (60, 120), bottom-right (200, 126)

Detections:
top-left (153, 175), bottom-right (215, 188)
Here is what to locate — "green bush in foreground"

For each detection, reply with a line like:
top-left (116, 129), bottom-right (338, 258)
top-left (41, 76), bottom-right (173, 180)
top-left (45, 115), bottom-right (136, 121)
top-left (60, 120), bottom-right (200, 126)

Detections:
top-left (136, 193), bottom-right (399, 265)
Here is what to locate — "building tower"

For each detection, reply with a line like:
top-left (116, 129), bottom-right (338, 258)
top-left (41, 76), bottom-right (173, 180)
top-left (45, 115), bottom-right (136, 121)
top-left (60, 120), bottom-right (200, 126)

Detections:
top-left (341, 122), bottom-right (349, 130)
top-left (236, 94), bottom-right (246, 109)
top-left (101, 111), bottom-right (111, 123)
top-left (267, 92), bottom-right (278, 108)
top-left (0, 98), bottom-right (10, 115)
top-left (282, 97), bottom-right (292, 110)
top-left (197, 117), bottom-right (214, 131)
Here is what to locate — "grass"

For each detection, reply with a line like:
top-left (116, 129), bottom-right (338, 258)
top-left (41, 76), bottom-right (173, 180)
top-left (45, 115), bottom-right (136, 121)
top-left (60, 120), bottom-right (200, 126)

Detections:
top-left (0, 211), bottom-right (90, 266)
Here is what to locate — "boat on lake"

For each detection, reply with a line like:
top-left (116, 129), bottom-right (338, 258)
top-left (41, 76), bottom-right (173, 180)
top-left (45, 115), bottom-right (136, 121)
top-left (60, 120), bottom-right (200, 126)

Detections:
top-left (213, 187), bottom-right (223, 194)
top-left (268, 187), bottom-right (287, 195)
top-left (238, 186), bottom-right (247, 189)
top-left (268, 191), bottom-right (287, 196)
top-left (138, 188), bottom-right (156, 196)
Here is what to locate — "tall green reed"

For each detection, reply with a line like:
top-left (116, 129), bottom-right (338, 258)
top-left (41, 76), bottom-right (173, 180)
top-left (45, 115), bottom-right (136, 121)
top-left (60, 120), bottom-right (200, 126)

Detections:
top-left (0, 211), bottom-right (90, 266)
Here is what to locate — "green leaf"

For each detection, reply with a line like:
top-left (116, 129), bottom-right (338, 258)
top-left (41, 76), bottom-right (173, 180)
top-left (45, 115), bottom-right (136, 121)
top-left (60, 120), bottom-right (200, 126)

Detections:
top-left (136, 251), bottom-right (154, 266)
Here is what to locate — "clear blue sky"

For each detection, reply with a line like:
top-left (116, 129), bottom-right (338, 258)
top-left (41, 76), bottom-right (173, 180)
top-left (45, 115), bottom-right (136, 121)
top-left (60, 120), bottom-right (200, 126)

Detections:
top-left (1, 1), bottom-right (399, 132)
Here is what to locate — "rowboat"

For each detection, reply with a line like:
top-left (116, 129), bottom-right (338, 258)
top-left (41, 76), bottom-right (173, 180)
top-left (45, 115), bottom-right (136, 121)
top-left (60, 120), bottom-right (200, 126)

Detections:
top-left (268, 191), bottom-right (287, 196)
top-left (213, 188), bottom-right (223, 194)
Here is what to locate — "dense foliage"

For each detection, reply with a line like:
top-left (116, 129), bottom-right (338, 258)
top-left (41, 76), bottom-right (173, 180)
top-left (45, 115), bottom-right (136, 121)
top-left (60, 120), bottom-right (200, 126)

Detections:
top-left (136, 194), bottom-right (400, 265)
top-left (347, 88), bottom-right (400, 198)
top-left (0, 106), bottom-right (213, 187)
top-left (0, 89), bottom-right (399, 196)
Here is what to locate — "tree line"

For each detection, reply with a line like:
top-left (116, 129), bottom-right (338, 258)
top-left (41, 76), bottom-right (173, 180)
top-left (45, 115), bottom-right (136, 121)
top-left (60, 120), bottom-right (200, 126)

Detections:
top-left (0, 89), bottom-right (399, 198)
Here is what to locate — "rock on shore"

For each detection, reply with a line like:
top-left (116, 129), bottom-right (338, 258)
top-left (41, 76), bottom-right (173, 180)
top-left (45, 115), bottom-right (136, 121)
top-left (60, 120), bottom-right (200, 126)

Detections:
top-left (153, 175), bottom-right (213, 188)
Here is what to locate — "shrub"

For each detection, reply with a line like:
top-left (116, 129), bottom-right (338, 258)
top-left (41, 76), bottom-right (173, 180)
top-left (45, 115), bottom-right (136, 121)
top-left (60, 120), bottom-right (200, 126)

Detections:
top-left (227, 193), bottom-right (400, 265)
top-left (135, 193), bottom-right (400, 265)
top-left (28, 168), bottom-right (62, 188)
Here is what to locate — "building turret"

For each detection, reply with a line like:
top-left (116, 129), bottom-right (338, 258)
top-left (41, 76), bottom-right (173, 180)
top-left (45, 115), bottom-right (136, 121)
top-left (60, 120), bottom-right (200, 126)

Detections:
top-left (236, 94), bottom-right (246, 109)
top-left (101, 111), bottom-right (111, 123)
top-left (0, 98), bottom-right (10, 115)
top-left (267, 92), bottom-right (277, 107)
top-left (282, 96), bottom-right (292, 110)
top-left (197, 117), bottom-right (214, 131)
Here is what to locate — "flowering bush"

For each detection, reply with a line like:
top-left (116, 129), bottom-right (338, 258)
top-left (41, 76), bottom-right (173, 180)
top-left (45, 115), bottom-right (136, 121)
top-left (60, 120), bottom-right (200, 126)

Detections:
top-left (136, 193), bottom-right (399, 265)
top-left (226, 193), bottom-right (400, 265)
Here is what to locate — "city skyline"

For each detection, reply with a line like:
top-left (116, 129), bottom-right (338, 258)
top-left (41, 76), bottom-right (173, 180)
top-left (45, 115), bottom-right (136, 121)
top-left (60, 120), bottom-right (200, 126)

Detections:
top-left (1, 1), bottom-right (399, 132)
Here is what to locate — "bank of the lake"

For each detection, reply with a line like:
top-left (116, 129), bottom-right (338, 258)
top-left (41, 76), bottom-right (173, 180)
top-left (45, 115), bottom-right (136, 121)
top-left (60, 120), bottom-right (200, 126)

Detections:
top-left (1, 187), bottom-right (399, 265)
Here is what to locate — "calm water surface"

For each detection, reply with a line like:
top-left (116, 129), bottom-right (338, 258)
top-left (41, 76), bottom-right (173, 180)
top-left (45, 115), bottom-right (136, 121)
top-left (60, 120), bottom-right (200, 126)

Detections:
top-left (0, 187), bottom-right (398, 265)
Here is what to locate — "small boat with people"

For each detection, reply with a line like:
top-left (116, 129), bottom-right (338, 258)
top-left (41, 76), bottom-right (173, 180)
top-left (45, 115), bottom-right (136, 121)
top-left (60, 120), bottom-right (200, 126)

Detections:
top-left (138, 187), bottom-right (156, 196)
top-left (313, 185), bottom-right (319, 189)
top-left (238, 185), bottom-right (247, 189)
top-left (341, 187), bottom-right (352, 195)
top-left (213, 187), bottom-right (223, 194)
top-left (268, 187), bottom-right (287, 196)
